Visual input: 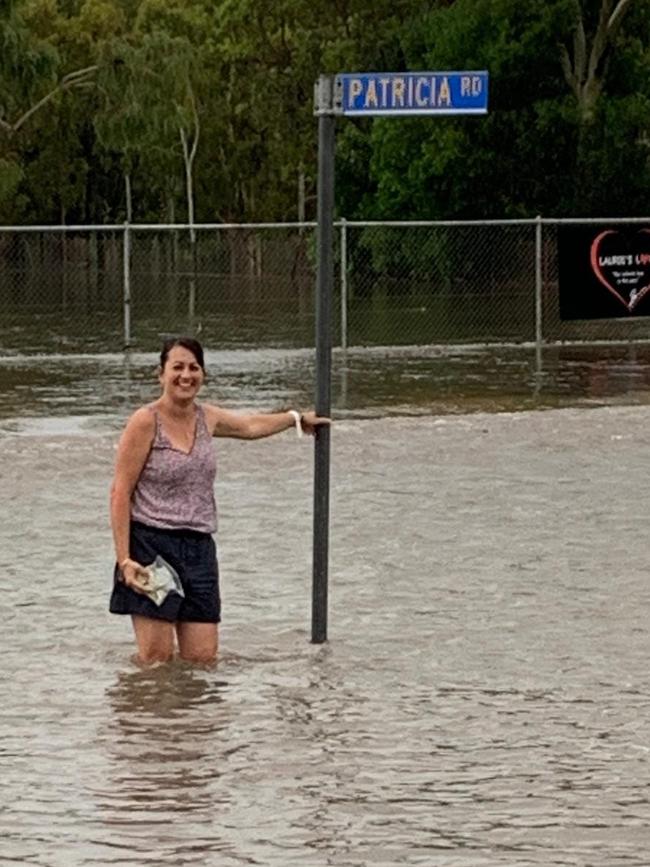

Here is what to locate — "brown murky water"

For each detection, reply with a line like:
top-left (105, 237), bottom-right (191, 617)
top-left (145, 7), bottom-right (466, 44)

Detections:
top-left (3, 345), bottom-right (650, 865)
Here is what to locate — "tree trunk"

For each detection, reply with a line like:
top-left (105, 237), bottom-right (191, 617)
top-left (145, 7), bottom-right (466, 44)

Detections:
top-left (124, 173), bottom-right (132, 222)
top-left (560, 0), bottom-right (635, 123)
top-left (180, 95), bottom-right (200, 325)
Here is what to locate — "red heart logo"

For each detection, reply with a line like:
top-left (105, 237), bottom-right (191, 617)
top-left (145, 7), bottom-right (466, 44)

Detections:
top-left (590, 229), bottom-right (650, 312)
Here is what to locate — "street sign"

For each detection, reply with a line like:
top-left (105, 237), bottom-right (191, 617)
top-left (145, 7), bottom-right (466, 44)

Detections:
top-left (310, 71), bottom-right (489, 643)
top-left (336, 71), bottom-right (489, 117)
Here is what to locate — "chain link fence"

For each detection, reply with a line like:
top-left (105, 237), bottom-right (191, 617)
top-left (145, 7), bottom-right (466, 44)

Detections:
top-left (128, 225), bottom-right (318, 353)
top-left (342, 221), bottom-right (537, 347)
top-left (0, 225), bottom-right (319, 354)
top-left (0, 228), bottom-right (125, 354)
top-left (0, 219), bottom-right (649, 355)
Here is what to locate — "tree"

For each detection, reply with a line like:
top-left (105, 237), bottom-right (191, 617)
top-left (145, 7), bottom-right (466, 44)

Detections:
top-left (0, 0), bottom-right (96, 139)
top-left (342, 0), bottom-right (650, 219)
top-left (1, 0), bottom-right (648, 223)
top-left (560, 0), bottom-right (636, 123)
top-left (95, 4), bottom-right (211, 222)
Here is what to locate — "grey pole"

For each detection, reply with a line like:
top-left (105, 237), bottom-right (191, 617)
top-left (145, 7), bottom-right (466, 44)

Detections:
top-left (534, 215), bottom-right (543, 377)
top-left (189, 222), bottom-right (197, 325)
top-left (312, 75), bottom-right (336, 644)
top-left (123, 221), bottom-right (132, 350)
top-left (340, 217), bottom-right (348, 351)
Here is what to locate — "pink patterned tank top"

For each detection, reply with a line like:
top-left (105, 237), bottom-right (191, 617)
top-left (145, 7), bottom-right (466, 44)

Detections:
top-left (130, 404), bottom-right (217, 533)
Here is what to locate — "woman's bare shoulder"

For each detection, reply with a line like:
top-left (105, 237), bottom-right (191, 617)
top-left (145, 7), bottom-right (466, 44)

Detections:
top-left (124, 404), bottom-right (157, 435)
top-left (114, 405), bottom-right (156, 467)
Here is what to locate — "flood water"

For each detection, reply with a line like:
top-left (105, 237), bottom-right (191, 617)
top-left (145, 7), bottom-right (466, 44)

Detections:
top-left (3, 343), bottom-right (650, 865)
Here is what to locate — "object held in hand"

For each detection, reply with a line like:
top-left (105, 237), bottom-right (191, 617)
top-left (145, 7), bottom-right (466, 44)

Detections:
top-left (141, 555), bottom-right (185, 606)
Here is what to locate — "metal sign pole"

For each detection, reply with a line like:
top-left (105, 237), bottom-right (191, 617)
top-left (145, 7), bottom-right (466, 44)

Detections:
top-left (309, 69), bottom-right (488, 643)
top-left (312, 75), bottom-right (336, 644)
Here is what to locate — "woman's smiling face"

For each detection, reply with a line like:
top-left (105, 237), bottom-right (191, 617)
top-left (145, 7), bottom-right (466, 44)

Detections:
top-left (159, 344), bottom-right (205, 400)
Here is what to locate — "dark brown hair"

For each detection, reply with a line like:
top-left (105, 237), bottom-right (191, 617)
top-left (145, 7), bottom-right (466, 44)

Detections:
top-left (160, 336), bottom-right (205, 372)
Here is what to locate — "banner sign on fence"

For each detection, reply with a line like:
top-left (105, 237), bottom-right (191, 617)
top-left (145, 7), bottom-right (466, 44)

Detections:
top-left (336, 71), bottom-right (489, 116)
top-left (558, 224), bottom-right (650, 319)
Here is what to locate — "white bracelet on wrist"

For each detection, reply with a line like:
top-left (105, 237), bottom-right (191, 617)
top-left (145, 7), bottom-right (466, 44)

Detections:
top-left (288, 409), bottom-right (304, 438)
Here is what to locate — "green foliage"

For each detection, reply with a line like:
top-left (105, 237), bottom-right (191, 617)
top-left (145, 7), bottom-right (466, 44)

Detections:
top-left (95, 31), bottom-right (197, 159)
top-left (0, 0), bottom-right (648, 223)
top-left (354, 0), bottom-right (650, 223)
top-left (0, 157), bottom-right (23, 201)
top-left (0, 0), bottom-right (59, 123)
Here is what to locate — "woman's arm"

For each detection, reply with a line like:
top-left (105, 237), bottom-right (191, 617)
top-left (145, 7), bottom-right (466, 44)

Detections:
top-left (204, 405), bottom-right (330, 440)
top-left (110, 408), bottom-right (155, 590)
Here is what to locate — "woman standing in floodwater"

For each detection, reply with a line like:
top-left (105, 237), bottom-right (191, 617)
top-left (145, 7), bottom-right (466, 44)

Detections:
top-left (109, 336), bottom-right (329, 665)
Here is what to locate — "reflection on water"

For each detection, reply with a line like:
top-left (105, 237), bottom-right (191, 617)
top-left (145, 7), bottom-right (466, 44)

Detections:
top-left (102, 666), bottom-right (231, 834)
top-left (2, 343), bottom-right (650, 425)
top-left (4, 345), bottom-right (650, 865)
top-left (107, 663), bottom-right (228, 724)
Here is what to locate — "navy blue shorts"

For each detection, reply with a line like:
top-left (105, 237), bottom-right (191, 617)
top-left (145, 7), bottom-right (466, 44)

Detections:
top-left (109, 522), bottom-right (221, 623)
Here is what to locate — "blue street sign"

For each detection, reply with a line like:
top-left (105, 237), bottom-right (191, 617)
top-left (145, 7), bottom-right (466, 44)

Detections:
top-left (337, 71), bottom-right (489, 116)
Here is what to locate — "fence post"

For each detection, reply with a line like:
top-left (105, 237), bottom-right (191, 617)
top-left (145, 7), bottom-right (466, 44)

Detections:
top-left (188, 222), bottom-right (196, 324)
top-left (535, 215), bottom-right (543, 362)
top-left (123, 221), bottom-right (132, 349)
top-left (340, 217), bottom-right (348, 351)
